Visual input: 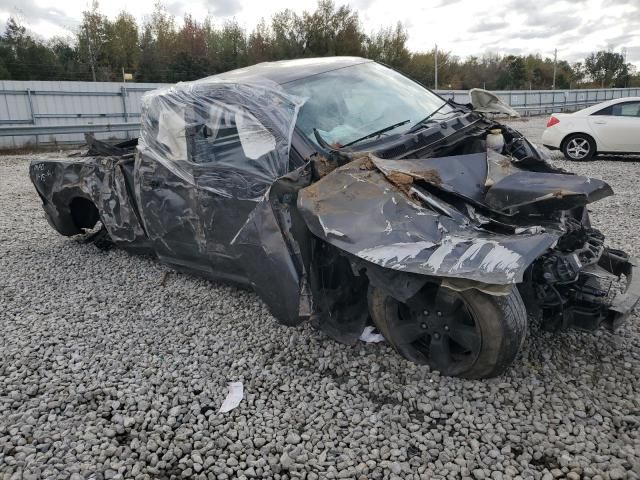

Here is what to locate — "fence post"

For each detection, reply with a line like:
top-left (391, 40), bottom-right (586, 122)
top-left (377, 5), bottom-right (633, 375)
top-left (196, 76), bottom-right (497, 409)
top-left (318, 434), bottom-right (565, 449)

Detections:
top-left (120, 86), bottom-right (128, 122)
top-left (120, 85), bottom-right (129, 139)
top-left (26, 88), bottom-right (38, 147)
top-left (538, 91), bottom-right (542, 115)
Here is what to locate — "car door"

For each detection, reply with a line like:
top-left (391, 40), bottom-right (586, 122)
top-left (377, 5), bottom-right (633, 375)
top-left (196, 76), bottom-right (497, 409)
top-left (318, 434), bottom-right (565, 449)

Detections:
top-left (189, 107), bottom-right (270, 283)
top-left (136, 101), bottom-right (275, 282)
top-left (135, 105), bottom-right (206, 271)
top-left (588, 101), bottom-right (640, 152)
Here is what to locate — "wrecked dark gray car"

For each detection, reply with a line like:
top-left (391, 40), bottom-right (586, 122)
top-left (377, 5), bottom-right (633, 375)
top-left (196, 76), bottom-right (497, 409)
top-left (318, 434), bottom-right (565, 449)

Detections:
top-left (30, 57), bottom-right (640, 378)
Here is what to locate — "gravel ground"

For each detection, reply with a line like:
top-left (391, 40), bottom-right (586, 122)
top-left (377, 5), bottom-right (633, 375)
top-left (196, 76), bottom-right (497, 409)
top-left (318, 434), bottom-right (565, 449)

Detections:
top-left (1, 116), bottom-right (639, 480)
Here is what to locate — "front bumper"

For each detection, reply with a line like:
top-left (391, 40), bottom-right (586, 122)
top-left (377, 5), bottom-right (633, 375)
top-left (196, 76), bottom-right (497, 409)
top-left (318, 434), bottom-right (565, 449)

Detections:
top-left (600, 250), bottom-right (640, 330)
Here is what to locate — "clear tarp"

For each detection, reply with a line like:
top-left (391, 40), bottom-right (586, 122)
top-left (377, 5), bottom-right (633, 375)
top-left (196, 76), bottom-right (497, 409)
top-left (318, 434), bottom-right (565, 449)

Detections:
top-left (139, 77), bottom-right (306, 200)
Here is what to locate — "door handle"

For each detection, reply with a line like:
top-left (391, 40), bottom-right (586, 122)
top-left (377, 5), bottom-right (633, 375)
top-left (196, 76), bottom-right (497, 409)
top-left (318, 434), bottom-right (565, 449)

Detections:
top-left (593, 120), bottom-right (607, 125)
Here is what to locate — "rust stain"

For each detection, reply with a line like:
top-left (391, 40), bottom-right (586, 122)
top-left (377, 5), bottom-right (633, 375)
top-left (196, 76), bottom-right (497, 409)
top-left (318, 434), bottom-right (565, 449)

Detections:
top-left (411, 168), bottom-right (442, 186)
top-left (359, 157), bottom-right (375, 170)
top-left (552, 189), bottom-right (576, 198)
top-left (310, 154), bottom-right (339, 179)
top-left (497, 157), bottom-right (512, 169)
top-left (387, 172), bottom-right (414, 186)
top-left (386, 172), bottom-right (414, 196)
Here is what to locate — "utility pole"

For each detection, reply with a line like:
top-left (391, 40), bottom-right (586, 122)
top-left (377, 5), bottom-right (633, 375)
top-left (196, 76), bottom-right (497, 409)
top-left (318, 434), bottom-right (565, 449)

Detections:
top-left (622, 47), bottom-right (628, 88)
top-left (551, 48), bottom-right (557, 90)
top-left (434, 44), bottom-right (438, 90)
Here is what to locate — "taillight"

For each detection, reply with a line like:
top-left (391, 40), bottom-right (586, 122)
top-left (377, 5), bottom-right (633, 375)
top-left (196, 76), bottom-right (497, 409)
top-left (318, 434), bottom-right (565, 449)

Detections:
top-left (547, 116), bottom-right (560, 127)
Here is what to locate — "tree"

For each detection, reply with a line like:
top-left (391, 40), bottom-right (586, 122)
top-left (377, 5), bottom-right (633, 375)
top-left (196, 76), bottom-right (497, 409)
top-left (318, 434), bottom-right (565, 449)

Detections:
top-left (136, 3), bottom-right (177, 82)
top-left (584, 50), bottom-right (630, 88)
top-left (303, 0), bottom-right (363, 57)
top-left (106, 12), bottom-right (139, 76)
top-left (0, 17), bottom-right (63, 80)
top-left (247, 19), bottom-right (274, 65)
top-left (366, 22), bottom-right (410, 70)
top-left (271, 10), bottom-right (306, 59)
top-left (77, 1), bottom-right (110, 81)
top-left (217, 20), bottom-right (247, 73)
top-left (496, 55), bottom-right (527, 89)
top-left (170, 15), bottom-right (209, 81)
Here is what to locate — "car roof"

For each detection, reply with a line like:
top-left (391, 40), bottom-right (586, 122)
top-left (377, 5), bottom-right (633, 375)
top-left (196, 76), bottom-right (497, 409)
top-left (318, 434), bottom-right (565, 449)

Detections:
top-left (576, 96), bottom-right (640, 115)
top-left (212, 56), bottom-right (373, 85)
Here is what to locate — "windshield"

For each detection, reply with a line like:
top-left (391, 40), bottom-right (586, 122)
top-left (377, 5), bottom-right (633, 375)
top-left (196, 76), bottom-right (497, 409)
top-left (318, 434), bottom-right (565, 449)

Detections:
top-left (282, 61), bottom-right (455, 147)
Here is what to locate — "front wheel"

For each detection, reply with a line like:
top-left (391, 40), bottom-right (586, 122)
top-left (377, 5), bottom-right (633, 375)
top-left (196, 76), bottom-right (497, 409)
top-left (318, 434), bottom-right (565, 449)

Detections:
top-left (368, 284), bottom-right (527, 378)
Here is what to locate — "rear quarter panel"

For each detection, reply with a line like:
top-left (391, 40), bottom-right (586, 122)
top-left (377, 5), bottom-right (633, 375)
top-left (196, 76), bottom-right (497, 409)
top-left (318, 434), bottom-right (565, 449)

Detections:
top-left (29, 157), bottom-right (147, 245)
top-left (546, 114), bottom-right (594, 150)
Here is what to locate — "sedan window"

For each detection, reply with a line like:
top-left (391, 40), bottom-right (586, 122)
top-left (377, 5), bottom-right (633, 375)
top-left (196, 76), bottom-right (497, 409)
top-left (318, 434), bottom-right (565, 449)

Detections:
top-left (612, 101), bottom-right (640, 117)
top-left (593, 101), bottom-right (640, 117)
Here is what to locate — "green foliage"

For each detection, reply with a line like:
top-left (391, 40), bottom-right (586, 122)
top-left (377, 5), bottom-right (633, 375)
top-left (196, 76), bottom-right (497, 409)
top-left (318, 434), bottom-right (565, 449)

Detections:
top-left (584, 50), bottom-right (630, 87)
top-left (0, 1), bottom-right (636, 91)
top-left (366, 22), bottom-right (410, 70)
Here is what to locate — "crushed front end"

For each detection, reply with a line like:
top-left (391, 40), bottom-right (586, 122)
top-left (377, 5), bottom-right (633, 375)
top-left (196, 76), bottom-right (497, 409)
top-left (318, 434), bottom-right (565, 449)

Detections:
top-left (528, 218), bottom-right (639, 331)
top-left (298, 111), bottom-right (640, 341)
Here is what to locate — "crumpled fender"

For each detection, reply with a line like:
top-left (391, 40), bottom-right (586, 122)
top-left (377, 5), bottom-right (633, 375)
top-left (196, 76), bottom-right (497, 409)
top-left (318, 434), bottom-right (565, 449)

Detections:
top-left (297, 157), bottom-right (559, 286)
top-left (30, 158), bottom-right (147, 244)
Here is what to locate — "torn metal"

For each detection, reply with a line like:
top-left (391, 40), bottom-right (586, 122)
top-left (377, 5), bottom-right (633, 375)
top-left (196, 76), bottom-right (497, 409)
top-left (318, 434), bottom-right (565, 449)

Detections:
top-left (29, 57), bottom-right (639, 378)
top-left (298, 155), bottom-right (558, 285)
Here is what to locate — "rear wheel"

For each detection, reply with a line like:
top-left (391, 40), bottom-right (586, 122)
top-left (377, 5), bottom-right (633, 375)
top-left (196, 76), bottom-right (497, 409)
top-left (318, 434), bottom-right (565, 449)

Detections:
top-left (368, 284), bottom-right (527, 378)
top-left (562, 134), bottom-right (595, 160)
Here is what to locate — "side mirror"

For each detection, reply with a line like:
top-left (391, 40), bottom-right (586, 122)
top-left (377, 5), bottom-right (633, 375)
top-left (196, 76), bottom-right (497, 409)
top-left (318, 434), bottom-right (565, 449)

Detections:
top-left (469, 88), bottom-right (520, 117)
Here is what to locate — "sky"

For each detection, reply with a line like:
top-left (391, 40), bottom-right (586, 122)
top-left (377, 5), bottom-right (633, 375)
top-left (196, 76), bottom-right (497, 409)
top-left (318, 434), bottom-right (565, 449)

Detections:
top-left (0, 0), bottom-right (639, 67)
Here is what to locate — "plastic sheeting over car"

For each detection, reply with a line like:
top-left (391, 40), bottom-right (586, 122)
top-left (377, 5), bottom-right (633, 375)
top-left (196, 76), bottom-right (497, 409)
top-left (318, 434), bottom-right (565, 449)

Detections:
top-left (138, 77), bottom-right (306, 201)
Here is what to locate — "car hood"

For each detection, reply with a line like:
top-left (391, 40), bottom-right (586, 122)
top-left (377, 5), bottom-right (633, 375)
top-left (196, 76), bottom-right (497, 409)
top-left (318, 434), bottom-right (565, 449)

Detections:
top-left (297, 151), bottom-right (613, 286)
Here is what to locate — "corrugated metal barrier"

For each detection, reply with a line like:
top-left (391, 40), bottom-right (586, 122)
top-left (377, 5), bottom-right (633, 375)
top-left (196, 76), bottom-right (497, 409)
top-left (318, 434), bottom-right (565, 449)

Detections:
top-left (0, 80), bottom-right (165, 148)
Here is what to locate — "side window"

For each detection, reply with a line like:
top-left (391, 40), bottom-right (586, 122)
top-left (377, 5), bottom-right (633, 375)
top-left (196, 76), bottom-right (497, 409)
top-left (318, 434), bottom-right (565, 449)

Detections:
top-left (141, 84), bottom-right (297, 201)
top-left (592, 105), bottom-right (612, 116)
top-left (187, 105), bottom-right (277, 166)
top-left (184, 104), bottom-right (239, 165)
top-left (611, 101), bottom-right (640, 117)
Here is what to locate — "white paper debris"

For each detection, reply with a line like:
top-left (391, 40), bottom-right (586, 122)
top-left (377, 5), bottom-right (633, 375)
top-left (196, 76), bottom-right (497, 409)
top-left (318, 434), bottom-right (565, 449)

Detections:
top-left (359, 326), bottom-right (385, 343)
top-left (219, 382), bottom-right (244, 413)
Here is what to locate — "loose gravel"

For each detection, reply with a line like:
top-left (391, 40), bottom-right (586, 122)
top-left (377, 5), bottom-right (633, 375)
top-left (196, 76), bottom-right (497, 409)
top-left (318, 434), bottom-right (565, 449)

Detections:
top-left (1, 116), bottom-right (639, 480)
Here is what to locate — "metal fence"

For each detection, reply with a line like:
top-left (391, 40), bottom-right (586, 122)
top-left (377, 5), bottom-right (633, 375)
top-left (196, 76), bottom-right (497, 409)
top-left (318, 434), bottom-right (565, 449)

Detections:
top-left (0, 80), bottom-right (639, 149)
top-left (0, 80), bottom-right (165, 148)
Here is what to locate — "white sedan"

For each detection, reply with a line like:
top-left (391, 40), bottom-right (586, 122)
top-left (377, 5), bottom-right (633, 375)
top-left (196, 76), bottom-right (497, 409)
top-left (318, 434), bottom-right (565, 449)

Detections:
top-left (541, 96), bottom-right (640, 160)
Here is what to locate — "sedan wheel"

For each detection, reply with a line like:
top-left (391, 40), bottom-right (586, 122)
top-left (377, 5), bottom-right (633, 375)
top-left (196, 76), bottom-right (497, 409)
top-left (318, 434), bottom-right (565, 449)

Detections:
top-left (563, 134), bottom-right (595, 160)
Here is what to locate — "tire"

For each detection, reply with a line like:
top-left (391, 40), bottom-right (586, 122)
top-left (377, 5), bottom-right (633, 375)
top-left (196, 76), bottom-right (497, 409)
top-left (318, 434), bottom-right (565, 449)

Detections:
top-left (562, 133), bottom-right (596, 161)
top-left (368, 284), bottom-right (527, 379)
